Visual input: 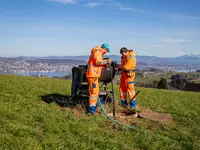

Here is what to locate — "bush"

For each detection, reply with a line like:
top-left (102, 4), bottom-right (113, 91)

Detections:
top-left (170, 78), bottom-right (188, 90)
top-left (158, 77), bottom-right (169, 89)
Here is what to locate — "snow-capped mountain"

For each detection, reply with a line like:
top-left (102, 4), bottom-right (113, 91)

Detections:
top-left (179, 54), bottom-right (200, 58)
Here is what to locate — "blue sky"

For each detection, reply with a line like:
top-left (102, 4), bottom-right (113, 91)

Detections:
top-left (0, 0), bottom-right (200, 57)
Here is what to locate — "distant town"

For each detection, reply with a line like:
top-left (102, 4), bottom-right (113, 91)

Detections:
top-left (0, 57), bottom-right (85, 76)
top-left (0, 54), bottom-right (200, 77)
top-left (1, 56), bottom-right (200, 93)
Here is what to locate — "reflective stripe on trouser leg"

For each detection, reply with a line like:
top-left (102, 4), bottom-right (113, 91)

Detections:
top-left (120, 92), bottom-right (126, 99)
top-left (127, 79), bottom-right (136, 108)
top-left (87, 77), bottom-right (99, 113)
top-left (89, 95), bottom-right (97, 113)
top-left (130, 99), bottom-right (136, 108)
top-left (120, 75), bottom-right (127, 106)
top-left (129, 92), bottom-right (136, 108)
top-left (89, 96), bottom-right (97, 106)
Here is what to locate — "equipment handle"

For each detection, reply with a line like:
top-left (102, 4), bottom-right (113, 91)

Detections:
top-left (125, 90), bottom-right (140, 108)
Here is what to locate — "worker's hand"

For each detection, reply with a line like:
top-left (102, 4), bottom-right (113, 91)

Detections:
top-left (104, 64), bottom-right (110, 70)
top-left (117, 64), bottom-right (123, 71)
top-left (107, 58), bottom-right (112, 64)
top-left (118, 64), bottom-right (123, 69)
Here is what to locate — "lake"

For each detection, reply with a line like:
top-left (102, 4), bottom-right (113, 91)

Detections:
top-left (15, 72), bottom-right (68, 77)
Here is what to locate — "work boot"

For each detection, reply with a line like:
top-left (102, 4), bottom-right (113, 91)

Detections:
top-left (120, 99), bottom-right (127, 108)
top-left (88, 106), bottom-right (96, 114)
top-left (130, 99), bottom-right (136, 109)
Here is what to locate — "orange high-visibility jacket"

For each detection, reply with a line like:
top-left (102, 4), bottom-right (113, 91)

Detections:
top-left (121, 50), bottom-right (136, 74)
top-left (86, 46), bottom-right (108, 78)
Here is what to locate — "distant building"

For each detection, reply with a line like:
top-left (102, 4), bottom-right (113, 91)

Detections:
top-left (142, 71), bottom-right (154, 77)
top-left (166, 79), bottom-right (172, 83)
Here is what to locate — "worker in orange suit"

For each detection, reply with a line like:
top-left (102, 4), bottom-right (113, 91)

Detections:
top-left (118, 47), bottom-right (137, 110)
top-left (86, 43), bottom-right (112, 114)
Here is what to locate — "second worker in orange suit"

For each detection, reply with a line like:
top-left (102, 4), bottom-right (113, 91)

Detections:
top-left (118, 47), bottom-right (137, 109)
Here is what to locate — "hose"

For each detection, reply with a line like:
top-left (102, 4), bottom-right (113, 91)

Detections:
top-left (97, 96), bottom-right (147, 133)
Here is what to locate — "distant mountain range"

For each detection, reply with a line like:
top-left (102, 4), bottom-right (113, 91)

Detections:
top-left (13, 54), bottom-right (200, 66)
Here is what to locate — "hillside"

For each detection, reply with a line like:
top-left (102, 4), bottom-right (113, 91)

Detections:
top-left (0, 75), bottom-right (200, 149)
top-left (13, 54), bottom-right (200, 66)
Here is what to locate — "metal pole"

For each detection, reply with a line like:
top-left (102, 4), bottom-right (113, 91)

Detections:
top-left (110, 63), bottom-right (115, 117)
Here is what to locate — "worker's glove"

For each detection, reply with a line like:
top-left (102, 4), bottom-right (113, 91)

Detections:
top-left (116, 64), bottom-right (123, 71)
top-left (105, 64), bottom-right (110, 70)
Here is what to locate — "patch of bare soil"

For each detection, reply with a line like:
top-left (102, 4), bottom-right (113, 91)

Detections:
top-left (105, 105), bottom-right (173, 126)
top-left (138, 112), bottom-right (173, 124)
top-left (60, 102), bottom-right (173, 125)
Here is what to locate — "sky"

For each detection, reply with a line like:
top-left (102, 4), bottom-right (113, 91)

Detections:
top-left (0, 0), bottom-right (200, 57)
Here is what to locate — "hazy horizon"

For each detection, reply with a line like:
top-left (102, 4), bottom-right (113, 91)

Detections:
top-left (1, 53), bottom-right (200, 58)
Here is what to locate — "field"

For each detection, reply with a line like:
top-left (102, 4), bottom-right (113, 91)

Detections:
top-left (133, 72), bottom-right (200, 84)
top-left (192, 79), bottom-right (200, 84)
top-left (135, 73), bottom-right (172, 83)
top-left (0, 74), bottom-right (200, 150)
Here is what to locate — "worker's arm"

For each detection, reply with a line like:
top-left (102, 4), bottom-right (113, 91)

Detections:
top-left (94, 51), bottom-right (111, 66)
top-left (123, 55), bottom-right (136, 70)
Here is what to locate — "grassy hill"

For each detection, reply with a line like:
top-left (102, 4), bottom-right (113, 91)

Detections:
top-left (0, 74), bottom-right (200, 150)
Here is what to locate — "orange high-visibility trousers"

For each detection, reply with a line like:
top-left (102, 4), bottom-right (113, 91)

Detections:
top-left (120, 74), bottom-right (136, 108)
top-left (87, 77), bottom-right (99, 113)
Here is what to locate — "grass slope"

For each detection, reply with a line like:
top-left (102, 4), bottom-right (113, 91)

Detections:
top-left (0, 74), bottom-right (200, 150)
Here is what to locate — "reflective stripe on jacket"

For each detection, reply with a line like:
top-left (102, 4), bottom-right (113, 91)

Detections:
top-left (121, 50), bottom-right (136, 76)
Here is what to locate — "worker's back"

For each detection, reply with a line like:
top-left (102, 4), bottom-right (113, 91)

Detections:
top-left (86, 46), bottom-right (104, 78)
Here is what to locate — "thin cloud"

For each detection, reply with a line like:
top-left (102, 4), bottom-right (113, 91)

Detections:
top-left (161, 38), bottom-right (195, 43)
top-left (47, 0), bottom-right (76, 4)
top-left (86, 2), bottom-right (103, 7)
top-left (118, 7), bottom-right (146, 13)
top-left (47, 0), bottom-right (199, 21)
top-left (85, 0), bottom-right (120, 8)
top-left (167, 14), bottom-right (200, 20)
top-left (119, 7), bottom-right (132, 11)
top-left (85, 0), bottom-right (146, 13)
top-left (104, 0), bottom-right (122, 7)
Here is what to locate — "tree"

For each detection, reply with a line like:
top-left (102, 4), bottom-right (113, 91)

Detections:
top-left (158, 77), bottom-right (169, 89)
top-left (170, 78), bottom-right (188, 90)
top-left (153, 82), bottom-right (158, 88)
top-left (176, 78), bottom-right (188, 90)
top-left (171, 74), bottom-right (185, 80)
top-left (153, 80), bottom-right (158, 84)
top-left (171, 80), bottom-right (177, 89)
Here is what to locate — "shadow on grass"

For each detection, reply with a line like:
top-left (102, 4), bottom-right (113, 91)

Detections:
top-left (40, 93), bottom-right (77, 108)
top-left (40, 94), bottom-right (89, 109)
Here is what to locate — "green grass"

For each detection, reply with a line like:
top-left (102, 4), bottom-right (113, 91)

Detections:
top-left (0, 74), bottom-right (200, 150)
top-left (134, 72), bottom-right (200, 83)
top-left (192, 79), bottom-right (200, 84)
top-left (135, 73), bottom-right (172, 83)
top-left (115, 73), bottom-right (173, 83)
